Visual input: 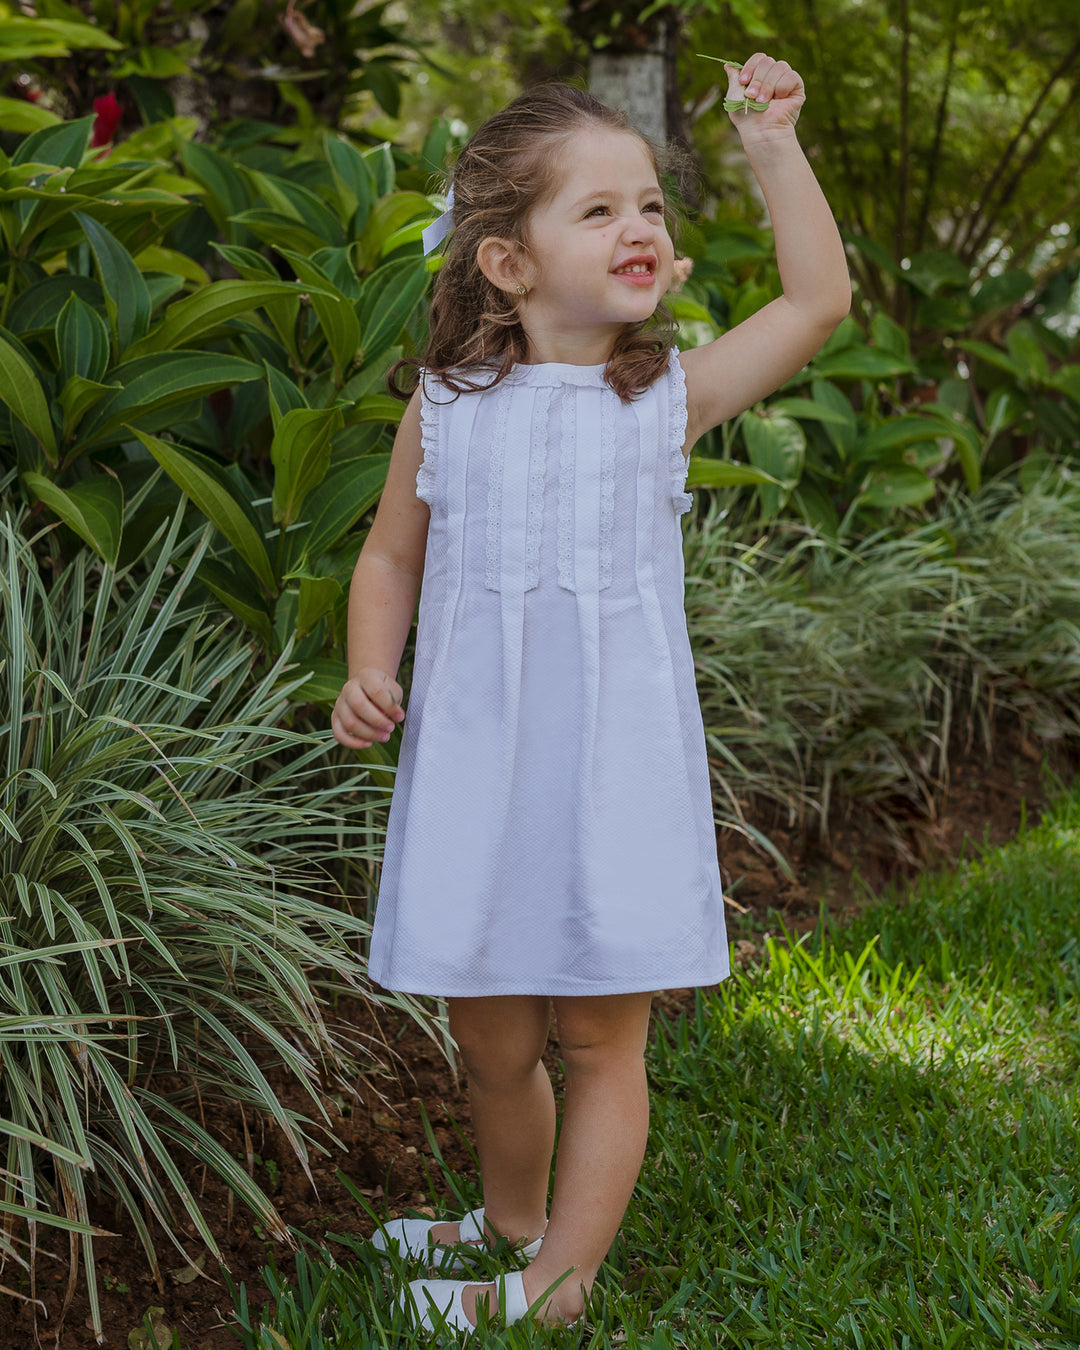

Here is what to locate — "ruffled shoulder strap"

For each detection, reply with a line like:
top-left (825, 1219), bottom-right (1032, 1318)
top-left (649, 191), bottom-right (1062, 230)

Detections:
top-left (667, 348), bottom-right (693, 516)
top-left (414, 373), bottom-right (442, 506)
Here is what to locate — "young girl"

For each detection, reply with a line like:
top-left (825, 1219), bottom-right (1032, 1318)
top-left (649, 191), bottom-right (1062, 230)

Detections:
top-left (332, 53), bottom-right (850, 1333)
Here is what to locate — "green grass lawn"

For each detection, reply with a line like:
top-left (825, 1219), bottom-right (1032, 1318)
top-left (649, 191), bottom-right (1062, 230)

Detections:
top-left (229, 783), bottom-right (1080, 1348)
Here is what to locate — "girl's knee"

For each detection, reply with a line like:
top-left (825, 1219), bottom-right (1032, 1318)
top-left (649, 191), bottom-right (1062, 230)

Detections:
top-left (554, 992), bottom-right (652, 1071)
top-left (450, 995), bottom-right (550, 1085)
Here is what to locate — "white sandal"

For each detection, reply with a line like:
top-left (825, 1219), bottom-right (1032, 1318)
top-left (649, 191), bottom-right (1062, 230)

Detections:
top-left (400, 1267), bottom-right (531, 1333)
top-left (371, 1206), bottom-right (544, 1271)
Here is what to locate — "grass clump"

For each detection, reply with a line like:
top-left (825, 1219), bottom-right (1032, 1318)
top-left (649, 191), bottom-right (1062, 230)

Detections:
top-left (682, 474), bottom-right (1080, 860)
top-left (229, 782), bottom-right (1080, 1347)
top-left (0, 500), bottom-right (427, 1339)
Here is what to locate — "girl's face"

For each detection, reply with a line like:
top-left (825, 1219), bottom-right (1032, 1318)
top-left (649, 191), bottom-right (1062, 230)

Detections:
top-left (517, 126), bottom-right (676, 361)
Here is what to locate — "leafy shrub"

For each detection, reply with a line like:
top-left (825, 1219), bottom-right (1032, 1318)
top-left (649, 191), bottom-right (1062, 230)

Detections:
top-left (0, 110), bottom-right (444, 706)
top-left (679, 216), bottom-right (1080, 532)
top-left (683, 472), bottom-right (1080, 857)
top-left (0, 493), bottom-right (422, 1339)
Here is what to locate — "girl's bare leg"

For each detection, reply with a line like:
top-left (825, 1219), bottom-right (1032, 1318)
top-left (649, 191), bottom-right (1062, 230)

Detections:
top-left (430, 995), bottom-right (554, 1250)
top-left (460, 991), bottom-right (653, 1325)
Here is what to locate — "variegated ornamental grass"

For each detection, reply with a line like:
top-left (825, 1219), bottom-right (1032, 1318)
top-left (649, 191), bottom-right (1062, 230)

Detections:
top-left (0, 487), bottom-right (427, 1339)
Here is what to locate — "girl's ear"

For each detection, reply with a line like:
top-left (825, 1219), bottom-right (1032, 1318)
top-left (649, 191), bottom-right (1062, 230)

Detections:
top-left (476, 236), bottom-right (531, 295)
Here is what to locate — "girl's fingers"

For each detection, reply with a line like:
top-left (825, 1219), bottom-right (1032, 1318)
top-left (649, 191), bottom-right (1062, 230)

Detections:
top-left (738, 53), bottom-right (800, 104)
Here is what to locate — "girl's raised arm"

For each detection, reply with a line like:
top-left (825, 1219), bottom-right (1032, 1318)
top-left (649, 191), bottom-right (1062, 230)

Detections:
top-left (679, 54), bottom-right (851, 449)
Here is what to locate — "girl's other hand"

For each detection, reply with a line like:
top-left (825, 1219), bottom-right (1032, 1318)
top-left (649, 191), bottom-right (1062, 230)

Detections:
top-left (332, 668), bottom-right (405, 749)
top-left (724, 53), bottom-right (805, 139)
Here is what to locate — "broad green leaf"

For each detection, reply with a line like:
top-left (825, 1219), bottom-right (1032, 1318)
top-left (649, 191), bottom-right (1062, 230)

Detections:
top-left (58, 374), bottom-right (117, 431)
top-left (810, 379), bottom-right (857, 459)
top-left (75, 212), bottom-right (152, 355)
top-left (325, 134), bottom-right (377, 237)
top-left (870, 312), bottom-right (910, 359)
top-left (842, 230), bottom-right (905, 281)
top-left (985, 386), bottom-right (1030, 435)
top-left (265, 362), bottom-right (309, 430)
top-left (1048, 365), bottom-right (1080, 405)
top-left (741, 410), bottom-right (805, 519)
top-left (293, 574), bottom-right (343, 635)
top-left (286, 456), bottom-right (389, 569)
top-left (768, 396), bottom-right (854, 427)
top-left (133, 246), bottom-right (210, 287)
top-left (23, 472), bottom-right (123, 565)
top-left (276, 249), bottom-right (361, 383)
top-left (227, 208), bottom-right (328, 256)
top-left (363, 143), bottom-right (395, 196)
top-left (0, 330), bottom-right (57, 464)
top-left (243, 170), bottom-right (345, 247)
top-left (685, 457), bottom-right (779, 488)
top-left (178, 138), bottom-right (249, 233)
top-left (358, 192), bottom-right (435, 269)
top-left (972, 269), bottom-right (1033, 316)
top-left (11, 115), bottom-right (92, 169)
top-left (669, 295), bottom-right (721, 333)
top-left (959, 339), bottom-right (1023, 378)
top-left (197, 558), bottom-right (274, 647)
top-left (356, 258), bottom-right (429, 366)
top-left (902, 250), bottom-right (970, 296)
top-left (347, 394), bottom-right (404, 426)
top-left (56, 292), bottom-right (109, 385)
top-left (210, 243), bottom-right (279, 280)
top-left (854, 416), bottom-right (950, 463)
top-left (271, 407), bottom-right (342, 527)
top-left (124, 279), bottom-right (316, 359)
top-left (78, 351), bottom-right (261, 448)
top-left (129, 428), bottom-right (276, 593)
top-left (728, 283), bottom-right (772, 327)
top-left (1005, 323), bottom-right (1050, 383)
top-left (0, 96), bottom-right (61, 134)
top-left (812, 347), bottom-right (916, 380)
top-left (858, 466), bottom-right (936, 508)
top-left (287, 655), bottom-right (350, 707)
top-left (917, 403), bottom-right (982, 492)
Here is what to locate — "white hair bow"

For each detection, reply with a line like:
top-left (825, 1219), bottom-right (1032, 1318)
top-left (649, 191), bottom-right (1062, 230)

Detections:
top-left (421, 186), bottom-right (455, 254)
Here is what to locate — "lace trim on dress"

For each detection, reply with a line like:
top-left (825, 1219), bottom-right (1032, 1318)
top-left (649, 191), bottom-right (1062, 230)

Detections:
top-left (668, 349), bottom-right (693, 517)
top-left (415, 382), bottom-right (438, 505)
top-left (557, 389), bottom-right (576, 591)
top-left (485, 383), bottom-right (512, 591)
top-left (598, 387), bottom-right (617, 590)
top-left (524, 385), bottom-right (552, 591)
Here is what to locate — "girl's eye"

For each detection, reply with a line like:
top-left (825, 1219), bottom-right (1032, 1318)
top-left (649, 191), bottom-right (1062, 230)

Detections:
top-left (585, 205), bottom-right (610, 218)
top-left (644, 201), bottom-right (665, 215)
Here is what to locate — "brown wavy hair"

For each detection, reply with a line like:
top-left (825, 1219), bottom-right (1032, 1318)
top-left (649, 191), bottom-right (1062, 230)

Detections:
top-left (390, 83), bottom-right (684, 405)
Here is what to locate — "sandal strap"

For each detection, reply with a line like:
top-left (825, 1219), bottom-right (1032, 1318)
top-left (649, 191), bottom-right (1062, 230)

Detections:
top-left (498, 1269), bottom-right (530, 1322)
top-left (458, 1206), bottom-right (485, 1245)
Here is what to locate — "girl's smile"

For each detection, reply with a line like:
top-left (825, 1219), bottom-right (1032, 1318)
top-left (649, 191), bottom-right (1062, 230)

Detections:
top-left (611, 254), bottom-right (659, 285)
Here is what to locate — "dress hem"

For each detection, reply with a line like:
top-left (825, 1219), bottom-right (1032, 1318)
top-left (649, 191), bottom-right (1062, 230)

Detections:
top-left (369, 966), bottom-right (732, 999)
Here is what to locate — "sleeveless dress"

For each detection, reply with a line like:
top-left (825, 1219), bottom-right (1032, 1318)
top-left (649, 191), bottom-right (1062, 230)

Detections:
top-left (368, 352), bottom-right (729, 997)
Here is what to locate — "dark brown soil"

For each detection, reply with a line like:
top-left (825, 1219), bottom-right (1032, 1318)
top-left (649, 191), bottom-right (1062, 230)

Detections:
top-left (9, 726), bottom-right (1075, 1350)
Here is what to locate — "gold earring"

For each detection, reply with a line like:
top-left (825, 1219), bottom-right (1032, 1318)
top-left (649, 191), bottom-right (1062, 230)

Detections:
top-left (516, 283), bottom-right (528, 296)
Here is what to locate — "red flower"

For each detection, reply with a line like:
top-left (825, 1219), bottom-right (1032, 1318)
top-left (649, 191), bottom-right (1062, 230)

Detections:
top-left (90, 92), bottom-right (123, 147)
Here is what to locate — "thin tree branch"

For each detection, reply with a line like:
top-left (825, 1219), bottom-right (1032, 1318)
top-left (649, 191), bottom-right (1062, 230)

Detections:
top-left (913, 0), bottom-right (960, 254)
top-left (895, 0), bottom-right (912, 329)
top-left (951, 35), bottom-right (1080, 256)
top-left (963, 77), bottom-right (1080, 264)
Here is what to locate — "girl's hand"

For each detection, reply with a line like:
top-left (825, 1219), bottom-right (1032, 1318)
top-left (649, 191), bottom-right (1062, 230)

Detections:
top-left (722, 53), bottom-right (805, 140)
top-left (332, 667), bottom-right (405, 749)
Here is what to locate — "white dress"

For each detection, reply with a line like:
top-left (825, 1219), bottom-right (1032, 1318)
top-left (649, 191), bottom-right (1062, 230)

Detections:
top-left (368, 352), bottom-right (729, 997)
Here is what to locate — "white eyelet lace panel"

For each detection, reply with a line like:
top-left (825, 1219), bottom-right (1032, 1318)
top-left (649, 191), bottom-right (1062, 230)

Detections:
top-left (668, 350), bottom-right (693, 516)
top-left (523, 385), bottom-right (552, 591)
top-left (415, 384), bottom-right (438, 505)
